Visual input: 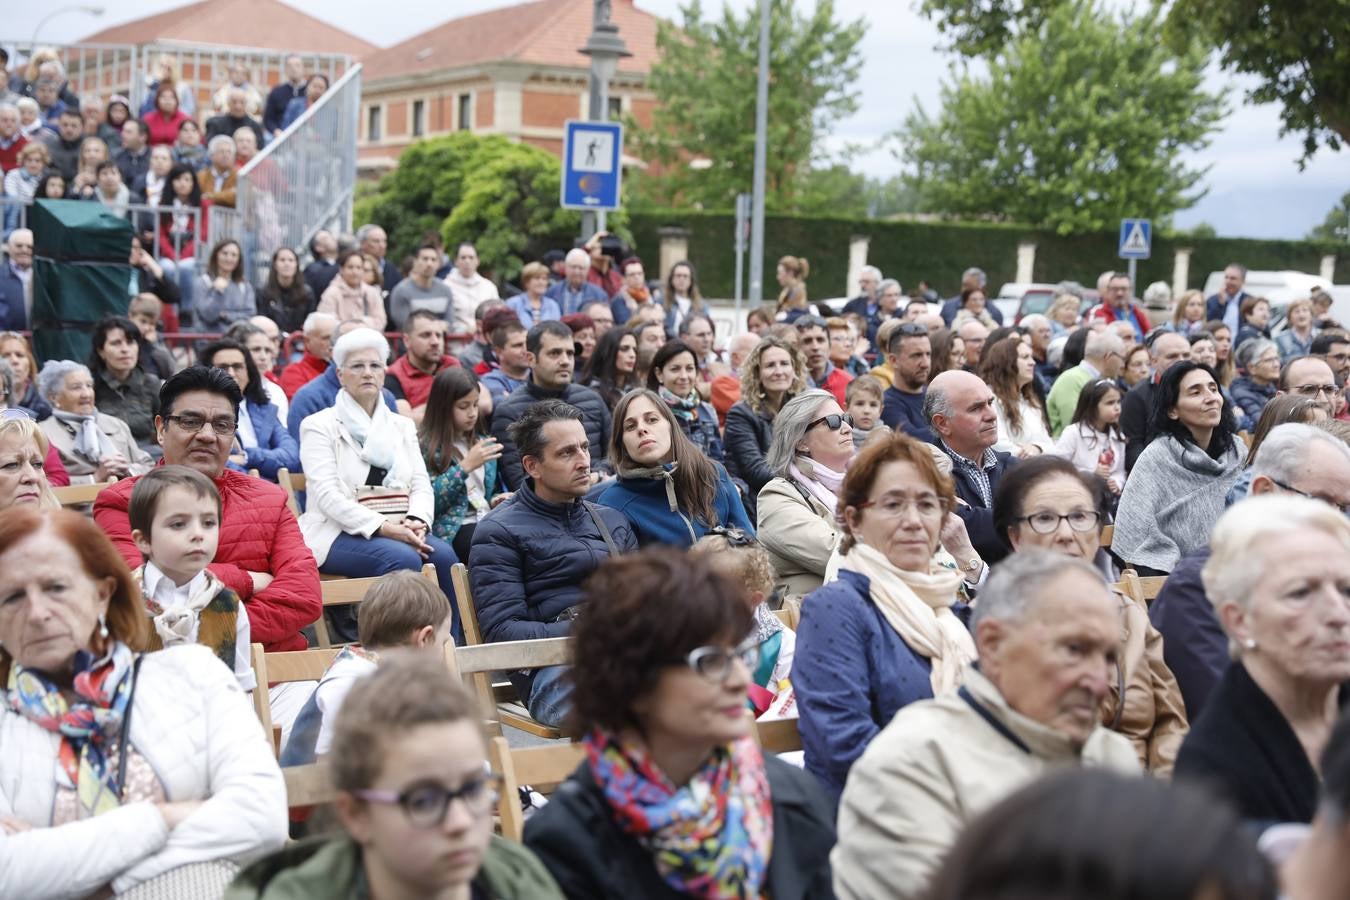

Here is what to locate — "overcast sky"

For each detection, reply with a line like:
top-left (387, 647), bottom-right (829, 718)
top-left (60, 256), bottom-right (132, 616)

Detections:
top-left (9, 0), bottom-right (1345, 241)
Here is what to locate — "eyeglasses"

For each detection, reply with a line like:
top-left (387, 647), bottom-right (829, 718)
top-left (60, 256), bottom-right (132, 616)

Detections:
top-left (855, 492), bottom-right (945, 519)
top-left (344, 362), bottom-right (386, 375)
top-left (1016, 509), bottom-right (1102, 534)
top-left (165, 413), bottom-right (237, 436)
top-left (1269, 478), bottom-right (1350, 515)
top-left (1291, 383), bottom-right (1339, 398)
top-left (669, 641), bottom-right (760, 684)
top-left (353, 774), bottom-right (502, 828)
top-left (807, 413), bottom-right (853, 431)
top-left (896, 323), bottom-right (929, 337)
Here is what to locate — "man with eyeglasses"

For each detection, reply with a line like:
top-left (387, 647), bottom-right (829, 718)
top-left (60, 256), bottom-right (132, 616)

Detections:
top-left (1121, 331), bottom-right (1191, 473)
top-left (881, 322), bottom-right (937, 443)
top-left (1280, 356), bottom-right (1340, 418)
top-left (1151, 423), bottom-right (1350, 720)
top-left (95, 366), bottom-right (321, 660)
top-left (796, 315), bottom-right (852, 405)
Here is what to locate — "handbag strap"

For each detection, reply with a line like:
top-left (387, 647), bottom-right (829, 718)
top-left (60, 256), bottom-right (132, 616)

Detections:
top-left (116, 653), bottom-right (144, 802)
top-left (582, 501), bottom-right (619, 557)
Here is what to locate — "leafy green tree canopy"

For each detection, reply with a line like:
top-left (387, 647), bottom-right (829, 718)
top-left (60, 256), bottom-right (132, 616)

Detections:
top-left (629, 0), bottom-right (865, 213)
top-left (918, 0), bottom-right (1350, 165)
top-left (901, 2), bottom-right (1225, 235)
top-left (1308, 191), bottom-right (1350, 243)
top-left (353, 132), bottom-right (625, 281)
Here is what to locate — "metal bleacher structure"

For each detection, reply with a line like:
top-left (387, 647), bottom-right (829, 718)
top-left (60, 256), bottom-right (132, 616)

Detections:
top-left (2, 40), bottom-right (360, 287)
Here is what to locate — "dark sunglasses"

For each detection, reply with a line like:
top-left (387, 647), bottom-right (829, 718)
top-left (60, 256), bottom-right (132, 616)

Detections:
top-left (807, 413), bottom-right (853, 431)
top-left (896, 322), bottom-right (928, 337)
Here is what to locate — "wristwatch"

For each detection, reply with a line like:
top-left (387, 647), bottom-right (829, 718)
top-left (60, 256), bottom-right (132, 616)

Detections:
top-left (964, 557), bottom-right (983, 579)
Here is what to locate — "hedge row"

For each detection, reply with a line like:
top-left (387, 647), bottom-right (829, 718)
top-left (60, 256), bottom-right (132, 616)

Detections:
top-left (626, 211), bottom-right (1345, 300)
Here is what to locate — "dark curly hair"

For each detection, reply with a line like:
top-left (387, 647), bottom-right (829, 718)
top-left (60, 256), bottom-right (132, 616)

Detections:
top-left (567, 548), bottom-right (752, 739)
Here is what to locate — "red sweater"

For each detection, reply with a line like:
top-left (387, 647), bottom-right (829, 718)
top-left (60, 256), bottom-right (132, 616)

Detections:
top-left (95, 466), bottom-right (321, 651)
top-left (143, 109), bottom-right (191, 147)
top-left (279, 352), bottom-right (329, 399)
top-left (0, 133), bottom-right (29, 174)
top-left (385, 354), bottom-right (460, 410)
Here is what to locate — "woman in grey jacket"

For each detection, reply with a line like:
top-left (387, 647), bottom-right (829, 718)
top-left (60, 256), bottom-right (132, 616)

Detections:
top-left (196, 239), bottom-right (257, 332)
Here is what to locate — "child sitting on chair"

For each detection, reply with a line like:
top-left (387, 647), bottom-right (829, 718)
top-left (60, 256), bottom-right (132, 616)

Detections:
top-left (130, 464), bottom-right (255, 692)
top-left (279, 569), bottom-right (453, 767)
top-left (691, 527), bottom-right (796, 720)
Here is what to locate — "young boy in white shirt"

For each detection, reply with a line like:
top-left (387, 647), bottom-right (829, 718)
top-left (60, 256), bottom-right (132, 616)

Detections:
top-left (129, 464), bottom-right (255, 692)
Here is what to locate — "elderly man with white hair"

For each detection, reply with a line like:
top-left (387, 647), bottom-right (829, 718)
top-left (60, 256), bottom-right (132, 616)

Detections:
top-left (833, 550), bottom-right (1139, 899)
top-left (1174, 494), bottom-right (1350, 826)
top-left (1151, 423), bottom-right (1350, 720)
top-left (545, 246), bottom-right (608, 316)
top-left (297, 326), bottom-right (462, 642)
top-left (278, 311), bottom-right (336, 398)
top-left (1, 228), bottom-right (33, 331)
top-left (0, 101), bottom-right (27, 173)
top-left (1046, 328), bottom-right (1126, 435)
top-left (197, 133), bottom-right (237, 208)
top-left (842, 265), bottom-right (883, 328)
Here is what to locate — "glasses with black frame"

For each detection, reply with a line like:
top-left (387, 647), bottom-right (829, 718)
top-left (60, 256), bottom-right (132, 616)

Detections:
top-left (807, 412), bottom-right (853, 432)
top-left (164, 413), bottom-right (238, 437)
top-left (352, 773), bottom-right (503, 828)
top-left (1269, 478), bottom-right (1350, 515)
top-left (1014, 509), bottom-right (1102, 534)
top-left (667, 640), bottom-right (761, 684)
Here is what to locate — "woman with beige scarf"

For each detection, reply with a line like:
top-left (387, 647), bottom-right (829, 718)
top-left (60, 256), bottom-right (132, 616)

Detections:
top-left (792, 432), bottom-right (979, 803)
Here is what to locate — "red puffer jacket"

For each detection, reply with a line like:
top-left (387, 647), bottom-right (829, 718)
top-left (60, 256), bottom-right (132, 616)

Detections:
top-left (95, 467), bottom-right (321, 651)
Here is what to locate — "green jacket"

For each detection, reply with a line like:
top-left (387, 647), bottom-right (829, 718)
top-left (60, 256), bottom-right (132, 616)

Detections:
top-left (224, 833), bottom-right (565, 900)
top-left (1045, 362), bottom-right (1097, 437)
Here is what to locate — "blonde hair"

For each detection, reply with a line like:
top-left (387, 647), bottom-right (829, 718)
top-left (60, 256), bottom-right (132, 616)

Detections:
top-left (0, 417), bottom-right (59, 510)
top-left (520, 261), bottom-right (550, 286)
top-left (739, 335), bottom-right (808, 416)
top-left (356, 570), bottom-right (450, 649)
top-left (1048, 293), bottom-right (1081, 324)
top-left (691, 533), bottom-right (775, 599)
top-left (1172, 289), bottom-right (1205, 327)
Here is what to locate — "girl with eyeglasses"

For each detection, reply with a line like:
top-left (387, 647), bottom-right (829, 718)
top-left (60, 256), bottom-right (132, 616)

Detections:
top-left (233, 651), bottom-right (563, 900)
top-left (991, 455), bottom-right (1188, 774)
top-left (524, 548), bottom-right (836, 898)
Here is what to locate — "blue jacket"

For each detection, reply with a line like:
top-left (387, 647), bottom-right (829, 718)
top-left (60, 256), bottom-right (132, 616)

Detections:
top-left (228, 399), bottom-right (300, 481)
top-left (545, 279), bottom-right (607, 317)
top-left (1229, 375), bottom-right (1275, 432)
top-left (593, 463), bottom-right (753, 548)
top-left (428, 454), bottom-right (500, 543)
top-left (286, 364), bottom-right (398, 443)
top-left (505, 293), bottom-right (563, 328)
top-left (0, 262), bottom-right (26, 332)
top-left (491, 380), bottom-right (612, 491)
top-left (1206, 291), bottom-right (1249, 327)
top-left (1148, 546), bottom-right (1227, 720)
top-left (944, 445), bottom-right (1016, 565)
top-left (674, 401), bottom-right (724, 463)
top-left (795, 569), bottom-right (963, 803)
top-left (468, 482), bottom-right (637, 642)
top-left (880, 386), bottom-right (936, 443)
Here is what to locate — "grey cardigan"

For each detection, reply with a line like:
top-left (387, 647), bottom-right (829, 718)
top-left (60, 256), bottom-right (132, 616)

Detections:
top-left (1112, 434), bottom-right (1245, 573)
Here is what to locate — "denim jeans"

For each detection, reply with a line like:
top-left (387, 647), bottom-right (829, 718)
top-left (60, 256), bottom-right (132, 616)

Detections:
top-left (321, 530), bottom-right (462, 644)
top-left (526, 665), bottom-right (573, 729)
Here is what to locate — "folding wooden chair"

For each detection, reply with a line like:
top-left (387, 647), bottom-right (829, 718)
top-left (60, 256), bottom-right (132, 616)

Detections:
top-left (446, 637), bottom-right (570, 740)
top-left (52, 479), bottom-right (117, 508)
top-left (488, 736), bottom-right (585, 842)
top-left (313, 563), bottom-right (438, 649)
top-left (276, 467), bottom-right (305, 516)
top-left (1119, 568), bottom-right (1168, 606)
top-left (753, 716), bottom-right (804, 755)
top-left (250, 642), bottom-right (340, 753)
top-left (1100, 523), bottom-right (1114, 549)
top-left (283, 763), bottom-right (336, 808)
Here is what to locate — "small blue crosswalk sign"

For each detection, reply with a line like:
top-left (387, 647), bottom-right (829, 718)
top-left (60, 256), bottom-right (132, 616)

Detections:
top-left (1118, 219), bottom-right (1152, 260)
top-left (561, 120), bottom-right (623, 211)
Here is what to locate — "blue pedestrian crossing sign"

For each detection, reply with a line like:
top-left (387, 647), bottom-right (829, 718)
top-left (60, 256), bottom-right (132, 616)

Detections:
top-left (561, 120), bottom-right (623, 211)
top-left (1118, 219), bottom-right (1152, 260)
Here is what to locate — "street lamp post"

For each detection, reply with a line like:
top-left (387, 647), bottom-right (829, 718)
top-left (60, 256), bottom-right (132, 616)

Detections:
top-left (579, 0), bottom-right (630, 240)
top-left (748, 0), bottom-right (770, 304)
top-left (30, 5), bottom-right (105, 47)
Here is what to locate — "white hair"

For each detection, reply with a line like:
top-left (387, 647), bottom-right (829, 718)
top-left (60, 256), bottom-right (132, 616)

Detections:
top-left (565, 247), bottom-right (590, 266)
top-left (1252, 423), bottom-right (1350, 487)
top-left (207, 134), bottom-right (235, 154)
top-left (859, 265), bottom-right (881, 282)
top-left (1084, 330), bottom-right (1124, 361)
top-left (1019, 313), bottom-right (1050, 330)
top-left (15, 98), bottom-right (38, 115)
top-left (765, 389), bottom-right (836, 478)
top-left (6, 228), bottom-right (32, 251)
top-left (36, 360), bottom-right (91, 401)
top-left (301, 311), bottom-right (337, 335)
top-left (0, 102), bottom-right (20, 117)
top-left (332, 327), bottom-right (390, 369)
top-left (962, 267), bottom-right (987, 287)
top-left (878, 277), bottom-right (902, 296)
top-left (1143, 281), bottom-right (1172, 307)
top-left (971, 550), bottom-right (1105, 630)
top-left (1203, 495), bottom-right (1350, 651)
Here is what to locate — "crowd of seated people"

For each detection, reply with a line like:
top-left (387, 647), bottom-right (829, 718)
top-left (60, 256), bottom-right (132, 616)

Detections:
top-left (5, 194), bottom-right (1350, 899)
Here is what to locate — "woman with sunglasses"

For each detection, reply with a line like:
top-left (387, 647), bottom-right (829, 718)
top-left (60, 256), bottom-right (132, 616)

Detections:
top-left (595, 389), bottom-right (753, 548)
top-left (525, 548), bottom-right (836, 898)
top-left (793, 432), bottom-right (981, 803)
top-left (992, 455), bottom-right (1188, 774)
top-left (757, 390), bottom-right (855, 597)
top-left (231, 652), bottom-right (563, 900)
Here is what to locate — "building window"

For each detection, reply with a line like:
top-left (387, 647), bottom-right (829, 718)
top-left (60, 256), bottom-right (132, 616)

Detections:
top-left (412, 99), bottom-right (425, 137)
top-left (367, 105), bottom-right (382, 142)
top-left (607, 96), bottom-right (623, 119)
top-left (458, 93), bottom-right (471, 131)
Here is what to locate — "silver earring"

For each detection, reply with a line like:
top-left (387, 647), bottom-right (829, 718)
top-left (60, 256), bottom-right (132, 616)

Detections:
top-left (1243, 638), bottom-right (1257, 651)
top-left (98, 614), bottom-right (109, 640)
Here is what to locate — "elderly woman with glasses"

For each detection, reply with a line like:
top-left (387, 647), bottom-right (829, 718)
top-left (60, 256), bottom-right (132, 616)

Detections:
top-left (297, 328), bottom-right (460, 643)
top-left (793, 432), bottom-right (980, 802)
top-left (756, 389), bottom-right (856, 597)
top-left (525, 548), bottom-right (836, 898)
top-left (992, 455), bottom-right (1189, 774)
top-left (1175, 495), bottom-right (1350, 825)
top-left (231, 652), bottom-right (563, 900)
top-left (37, 360), bottom-right (153, 484)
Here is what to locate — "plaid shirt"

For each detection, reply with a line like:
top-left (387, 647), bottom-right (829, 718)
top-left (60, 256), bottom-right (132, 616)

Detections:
top-left (941, 440), bottom-right (999, 508)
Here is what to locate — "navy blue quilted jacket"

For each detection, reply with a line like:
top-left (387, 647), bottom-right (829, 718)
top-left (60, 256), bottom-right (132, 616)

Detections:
top-left (468, 482), bottom-right (637, 642)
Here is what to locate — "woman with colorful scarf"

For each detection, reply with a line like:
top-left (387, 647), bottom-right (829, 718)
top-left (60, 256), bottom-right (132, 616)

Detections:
top-left (0, 508), bottom-right (285, 898)
top-left (648, 339), bottom-right (725, 463)
top-left (594, 390), bottom-right (753, 549)
top-left (756, 389), bottom-right (856, 598)
top-left (525, 547), bottom-right (836, 898)
top-left (792, 432), bottom-right (980, 803)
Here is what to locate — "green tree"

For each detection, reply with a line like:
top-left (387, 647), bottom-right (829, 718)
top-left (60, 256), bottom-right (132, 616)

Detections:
top-left (1308, 191), bottom-right (1350, 243)
top-left (900, 2), bottom-right (1225, 235)
top-left (354, 132), bottom-right (626, 281)
top-left (629, 0), bottom-right (865, 213)
top-left (918, 0), bottom-right (1350, 165)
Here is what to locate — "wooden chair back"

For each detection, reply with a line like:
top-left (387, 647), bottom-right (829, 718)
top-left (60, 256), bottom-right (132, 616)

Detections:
top-left (753, 716), bottom-right (803, 754)
top-left (284, 763), bottom-right (336, 808)
top-left (446, 637), bottom-right (570, 740)
top-left (53, 479), bottom-right (117, 508)
top-left (312, 563), bottom-right (438, 648)
top-left (1119, 568), bottom-right (1168, 606)
top-left (250, 643), bottom-right (340, 752)
top-left (1100, 523), bottom-right (1114, 548)
top-left (276, 467), bottom-right (305, 516)
top-left (451, 563), bottom-right (483, 645)
top-left (489, 736), bottom-right (584, 842)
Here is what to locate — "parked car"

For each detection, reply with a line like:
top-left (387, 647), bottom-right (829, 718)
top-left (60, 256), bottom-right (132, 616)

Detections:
top-left (1010, 285), bottom-right (1098, 324)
